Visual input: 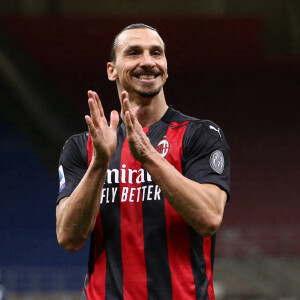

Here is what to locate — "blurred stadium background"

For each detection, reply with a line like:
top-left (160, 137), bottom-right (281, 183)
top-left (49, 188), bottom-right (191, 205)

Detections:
top-left (0, 1), bottom-right (299, 299)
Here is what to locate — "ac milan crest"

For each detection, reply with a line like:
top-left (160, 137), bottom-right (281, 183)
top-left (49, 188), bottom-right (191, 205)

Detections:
top-left (156, 139), bottom-right (170, 158)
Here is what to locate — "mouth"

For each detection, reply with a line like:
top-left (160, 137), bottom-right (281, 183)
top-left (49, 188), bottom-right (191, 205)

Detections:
top-left (132, 71), bottom-right (161, 83)
top-left (137, 74), bottom-right (156, 80)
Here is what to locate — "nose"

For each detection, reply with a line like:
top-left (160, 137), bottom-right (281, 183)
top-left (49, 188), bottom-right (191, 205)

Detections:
top-left (140, 52), bottom-right (155, 68)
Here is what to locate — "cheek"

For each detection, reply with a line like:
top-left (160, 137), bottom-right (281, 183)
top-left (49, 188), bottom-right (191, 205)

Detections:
top-left (159, 62), bottom-right (168, 75)
top-left (115, 67), bottom-right (126, 81)
top-left (161, 66), bottom-right (168, 78)
top-left (121, 69), bottom-right (131, 82)
top-left (118, 65), bottom-right (131, 77)
top-left (117, 68), bottom-right (134, 88)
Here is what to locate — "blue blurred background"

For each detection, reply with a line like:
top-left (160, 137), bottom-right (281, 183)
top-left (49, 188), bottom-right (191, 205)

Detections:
top-left (0, 1), bottom-right (299, 299)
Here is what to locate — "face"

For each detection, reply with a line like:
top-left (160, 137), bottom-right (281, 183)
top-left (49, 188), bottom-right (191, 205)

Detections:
top-left (107, 28), bottom-right (168, 98)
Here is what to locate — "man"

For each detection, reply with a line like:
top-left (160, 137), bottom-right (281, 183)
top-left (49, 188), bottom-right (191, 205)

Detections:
top-left (56, 23), bottom-right (230, 300)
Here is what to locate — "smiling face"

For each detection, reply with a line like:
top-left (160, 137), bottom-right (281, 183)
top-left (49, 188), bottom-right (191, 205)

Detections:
top-left (107, 28), bottom-right (168, 99)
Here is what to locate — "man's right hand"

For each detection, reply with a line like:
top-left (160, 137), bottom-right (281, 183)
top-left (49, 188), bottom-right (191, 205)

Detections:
top-left (56, 91), bottom-right (119, 252)
top-left (85, 91), bottom-right (119, 168)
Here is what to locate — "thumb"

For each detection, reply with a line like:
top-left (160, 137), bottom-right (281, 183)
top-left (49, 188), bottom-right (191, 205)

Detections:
top-left (131, 106), bottom-right (139, 116)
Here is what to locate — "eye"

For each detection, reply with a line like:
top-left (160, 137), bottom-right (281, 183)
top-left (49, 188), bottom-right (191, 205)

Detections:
top-left (152, 50), bottom-right (161, 56)
top-left (128, 50), bottom-right (138, 56)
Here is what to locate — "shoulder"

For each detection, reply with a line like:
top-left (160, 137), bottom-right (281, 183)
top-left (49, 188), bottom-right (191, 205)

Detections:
top-left (187, 119), bottom-right (227, 140)
top-left (168, 109), bottom-right (221, 131)
top-left (166, 109), bottom-right (199, 124)
top-left (63, 131), bottom-right (89, 148)
top-left (61, 131), bottom-right (89, 153)
top-left (168, 109), bottom-right (230, 151)
top-left (170, 109), bottom-right (226, 137)
top-left (59, 131), bottom-right (89, 164)
top-left (186, 119), bottom-right (229, 151)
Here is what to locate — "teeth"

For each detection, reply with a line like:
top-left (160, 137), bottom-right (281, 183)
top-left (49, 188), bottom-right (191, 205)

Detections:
top-left (138, 75), bottom-right (155, 80)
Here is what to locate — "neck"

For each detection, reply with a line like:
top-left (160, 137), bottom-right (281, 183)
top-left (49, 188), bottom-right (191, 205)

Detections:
top-left (120, 90), bottom-right (168, 127)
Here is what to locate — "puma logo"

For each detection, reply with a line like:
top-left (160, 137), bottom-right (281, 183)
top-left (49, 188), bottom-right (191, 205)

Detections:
top-left (209, 125), bottom-right (221, 137)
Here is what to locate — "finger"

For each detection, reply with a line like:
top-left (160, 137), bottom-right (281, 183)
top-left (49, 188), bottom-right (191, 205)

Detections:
top-left (85, 115), bottom-right (95, 136)
top-left (122, 96), bottom-right (135, 122)
top-left (87, 90), bottom-right (94, 99)
top-left (124, 98), bottom-right (138, 125)
top-left (110, 110), bottom-right (119, 131)
top-left (121, 91), bottom-right (129, 116)
top-left (124, 110), bottom-right (133, 132)
top-left (88, 90), bottom-right (103, 122)
top-left (121, 90), bottom-right (128, 102)
top-left (93, 91), bottom-right (105, 118)
top-left (88, 98), bottom-right (101, 128)
top-left (121, 91), bottom-right (139, 126)
top-left (131, 106), bottom-right (139, 117)
top-left (122, 97), bottom-right (130, 114)
top-left (88, 90), bottom-right (99, 118)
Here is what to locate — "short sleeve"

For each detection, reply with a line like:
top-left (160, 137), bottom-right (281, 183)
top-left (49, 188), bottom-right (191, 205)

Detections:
top-left (182, 120), bottom-right (230, 200)
top-left (57, 133), bottom-right (89, 204)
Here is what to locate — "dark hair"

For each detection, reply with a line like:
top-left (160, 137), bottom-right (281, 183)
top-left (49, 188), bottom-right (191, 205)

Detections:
top-left (110, 23), bottom-right (164, 62)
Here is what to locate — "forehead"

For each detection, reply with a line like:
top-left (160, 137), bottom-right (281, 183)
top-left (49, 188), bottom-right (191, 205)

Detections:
top-left (116, 28), bottom-right (164, 53)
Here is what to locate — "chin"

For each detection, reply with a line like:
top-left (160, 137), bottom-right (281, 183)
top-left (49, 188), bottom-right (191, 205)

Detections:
top-left (137, 88), bottom-right (161, 98)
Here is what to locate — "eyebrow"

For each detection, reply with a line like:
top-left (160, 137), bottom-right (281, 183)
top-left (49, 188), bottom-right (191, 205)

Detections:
top-left (124, 44), bottom-right (165, 53)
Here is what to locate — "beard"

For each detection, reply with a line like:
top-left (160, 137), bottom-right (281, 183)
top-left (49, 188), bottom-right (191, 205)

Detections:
top-left (130, 68), bottom-right (165, 98)
top-left (136, 86), bottom-right (162, 98)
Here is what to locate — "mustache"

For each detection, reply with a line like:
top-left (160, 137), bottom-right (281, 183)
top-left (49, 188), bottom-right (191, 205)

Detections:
top-left (131, 69), bottom-right (162, 77)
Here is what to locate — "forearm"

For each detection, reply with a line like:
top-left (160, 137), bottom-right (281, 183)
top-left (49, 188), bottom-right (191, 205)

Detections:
top-left (143, 150), bottom-right (226, 236)
top-left (56, 159), bottom-right (107, 252)
top-left (121, 94), bottom-right (227, 236)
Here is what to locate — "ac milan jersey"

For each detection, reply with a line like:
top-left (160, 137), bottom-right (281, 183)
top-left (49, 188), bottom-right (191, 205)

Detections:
top-left (57, 107), bottom-right (230, 300)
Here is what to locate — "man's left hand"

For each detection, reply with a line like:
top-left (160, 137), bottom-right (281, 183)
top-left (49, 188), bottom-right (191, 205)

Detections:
top-left (121, 91), bottom-right (156, 164)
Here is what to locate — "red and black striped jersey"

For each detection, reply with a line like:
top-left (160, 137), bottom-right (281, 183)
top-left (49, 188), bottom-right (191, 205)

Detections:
top-left (57, 107), bottom-right (230, 300)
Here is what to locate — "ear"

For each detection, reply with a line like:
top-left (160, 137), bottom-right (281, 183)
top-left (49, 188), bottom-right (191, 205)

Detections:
top-left (107, 62), bottom-right (117, 81)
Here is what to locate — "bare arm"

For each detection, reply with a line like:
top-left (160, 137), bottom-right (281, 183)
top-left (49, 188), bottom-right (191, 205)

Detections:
top-left (56, 91), bottom-right (119, 252)
top-left (122, 92), bottom-right (227, 236)
top-left (143, 154), bottom-right (227, 236)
